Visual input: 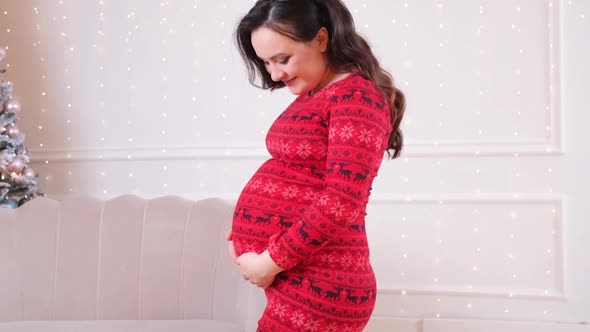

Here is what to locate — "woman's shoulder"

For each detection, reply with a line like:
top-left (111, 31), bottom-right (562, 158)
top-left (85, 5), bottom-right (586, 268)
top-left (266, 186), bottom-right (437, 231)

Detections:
top-left (344, 73), bottom-right (381, 94)
top-left (324, 73), bottom-right (386, 107)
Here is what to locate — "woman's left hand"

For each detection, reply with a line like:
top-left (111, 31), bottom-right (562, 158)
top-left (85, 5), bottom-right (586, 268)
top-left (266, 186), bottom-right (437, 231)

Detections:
top-left (236, 250), bottom-right (284, 289)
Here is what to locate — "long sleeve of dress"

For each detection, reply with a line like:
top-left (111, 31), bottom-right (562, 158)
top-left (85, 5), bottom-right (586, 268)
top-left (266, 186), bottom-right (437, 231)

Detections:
top-left (267, 93), bottom-right (392, 270)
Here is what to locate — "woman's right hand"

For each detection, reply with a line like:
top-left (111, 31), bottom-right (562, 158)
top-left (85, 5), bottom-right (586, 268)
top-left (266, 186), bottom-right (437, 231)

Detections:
top-left (226, 230), bottom-right (238, 263)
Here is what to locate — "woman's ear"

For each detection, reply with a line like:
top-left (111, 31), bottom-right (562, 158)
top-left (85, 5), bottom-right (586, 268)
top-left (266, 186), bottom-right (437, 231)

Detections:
top-left (316, 27), bottom-right (329, 52)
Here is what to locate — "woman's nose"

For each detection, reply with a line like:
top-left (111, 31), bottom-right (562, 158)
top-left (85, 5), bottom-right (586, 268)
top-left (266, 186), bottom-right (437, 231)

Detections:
top-left (269, 66), bottom-right (285, 82)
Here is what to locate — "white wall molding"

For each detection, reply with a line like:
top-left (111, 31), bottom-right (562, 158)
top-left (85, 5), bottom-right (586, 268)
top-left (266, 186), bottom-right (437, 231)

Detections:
top-left (28, 145), bottom-right (271, 163)
top-left (28, 140), bottom-right (564, 164)
top-left (548, 0), bottom-right (564, 154)
top-left (369, 194), bottom-right (565, 301)
top-left (376, 284), bottom-right (565, 302)
top-left (368, 193), bottom-right (564, 205)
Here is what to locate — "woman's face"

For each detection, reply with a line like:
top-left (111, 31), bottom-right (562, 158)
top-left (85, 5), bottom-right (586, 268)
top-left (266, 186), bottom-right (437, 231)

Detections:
top-left (251, 26), bottom-right (329, 95)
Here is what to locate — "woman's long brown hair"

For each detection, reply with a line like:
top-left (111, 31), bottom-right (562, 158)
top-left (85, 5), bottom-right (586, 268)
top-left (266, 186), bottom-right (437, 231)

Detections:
top-left (236, 0), bottom-right (406, 159)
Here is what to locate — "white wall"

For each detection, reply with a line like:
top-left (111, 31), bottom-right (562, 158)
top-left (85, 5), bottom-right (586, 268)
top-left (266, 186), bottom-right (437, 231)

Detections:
top-left (1, 0), bottom-right (589, 329)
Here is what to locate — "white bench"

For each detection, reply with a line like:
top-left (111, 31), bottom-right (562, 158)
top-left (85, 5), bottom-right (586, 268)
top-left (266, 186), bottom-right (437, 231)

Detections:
top-left (0, 195), bottom-right (248, 332)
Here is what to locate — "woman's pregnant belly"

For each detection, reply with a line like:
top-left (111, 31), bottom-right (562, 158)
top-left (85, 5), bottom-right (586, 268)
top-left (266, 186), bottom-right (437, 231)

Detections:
top-left (231, 159), bottom-right (323, 256)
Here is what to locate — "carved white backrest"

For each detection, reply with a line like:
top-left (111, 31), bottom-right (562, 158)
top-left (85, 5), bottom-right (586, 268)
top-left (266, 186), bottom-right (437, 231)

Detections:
top-left (0, 195), bottom-right (245, 324)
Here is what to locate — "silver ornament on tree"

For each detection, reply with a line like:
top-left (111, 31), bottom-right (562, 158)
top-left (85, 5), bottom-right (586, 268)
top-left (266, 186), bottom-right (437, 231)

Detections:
top-left (6, 157), bottom-right (25, 174)
top-left (23, 167), bottom-right (36, 178)
top-left (5, 124), bottom-right (20, 138)
top-left (4, 99), bottom-right (21, 113)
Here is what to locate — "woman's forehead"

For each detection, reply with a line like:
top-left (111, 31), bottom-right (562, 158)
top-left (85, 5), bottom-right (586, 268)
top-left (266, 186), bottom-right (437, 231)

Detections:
top-left (251, 27), bottom-right (301, 58)
top-left (252, 27), bottom-right (294, 44)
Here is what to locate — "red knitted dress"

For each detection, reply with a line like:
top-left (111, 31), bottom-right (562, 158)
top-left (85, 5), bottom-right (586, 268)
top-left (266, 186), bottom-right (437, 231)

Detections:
top-left (232, 73), bottom-right (392, 332)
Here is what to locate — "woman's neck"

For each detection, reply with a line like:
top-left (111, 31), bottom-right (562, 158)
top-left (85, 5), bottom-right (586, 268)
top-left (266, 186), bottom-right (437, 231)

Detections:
top-left (310, 68), bottom-right (350, 96)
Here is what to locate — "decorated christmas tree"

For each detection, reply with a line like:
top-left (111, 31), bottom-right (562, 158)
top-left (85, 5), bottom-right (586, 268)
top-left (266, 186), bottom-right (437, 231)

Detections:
top-left (0, 47), bottom-right (44, 208)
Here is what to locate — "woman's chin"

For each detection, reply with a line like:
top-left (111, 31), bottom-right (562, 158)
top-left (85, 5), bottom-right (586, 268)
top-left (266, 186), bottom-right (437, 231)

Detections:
top-left (286, 86), bottom-right (308, 96)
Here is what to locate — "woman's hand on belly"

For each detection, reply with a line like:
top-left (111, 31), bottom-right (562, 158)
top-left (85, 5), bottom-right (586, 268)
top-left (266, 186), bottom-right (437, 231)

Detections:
top-left (237, 250), bottom-right (284, 289)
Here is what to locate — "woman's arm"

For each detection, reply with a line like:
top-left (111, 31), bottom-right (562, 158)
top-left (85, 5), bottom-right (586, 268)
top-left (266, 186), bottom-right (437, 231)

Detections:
top-left (266, 90), bottom-right (392, 271)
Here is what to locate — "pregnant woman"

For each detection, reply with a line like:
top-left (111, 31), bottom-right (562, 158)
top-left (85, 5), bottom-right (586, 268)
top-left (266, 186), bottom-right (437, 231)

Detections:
top-left (227, 1), bottom-right (406, 331)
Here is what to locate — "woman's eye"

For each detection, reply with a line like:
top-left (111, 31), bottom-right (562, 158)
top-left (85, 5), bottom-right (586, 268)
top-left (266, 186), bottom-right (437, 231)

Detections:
top-left (279, 57), bottom-right (290, 65)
